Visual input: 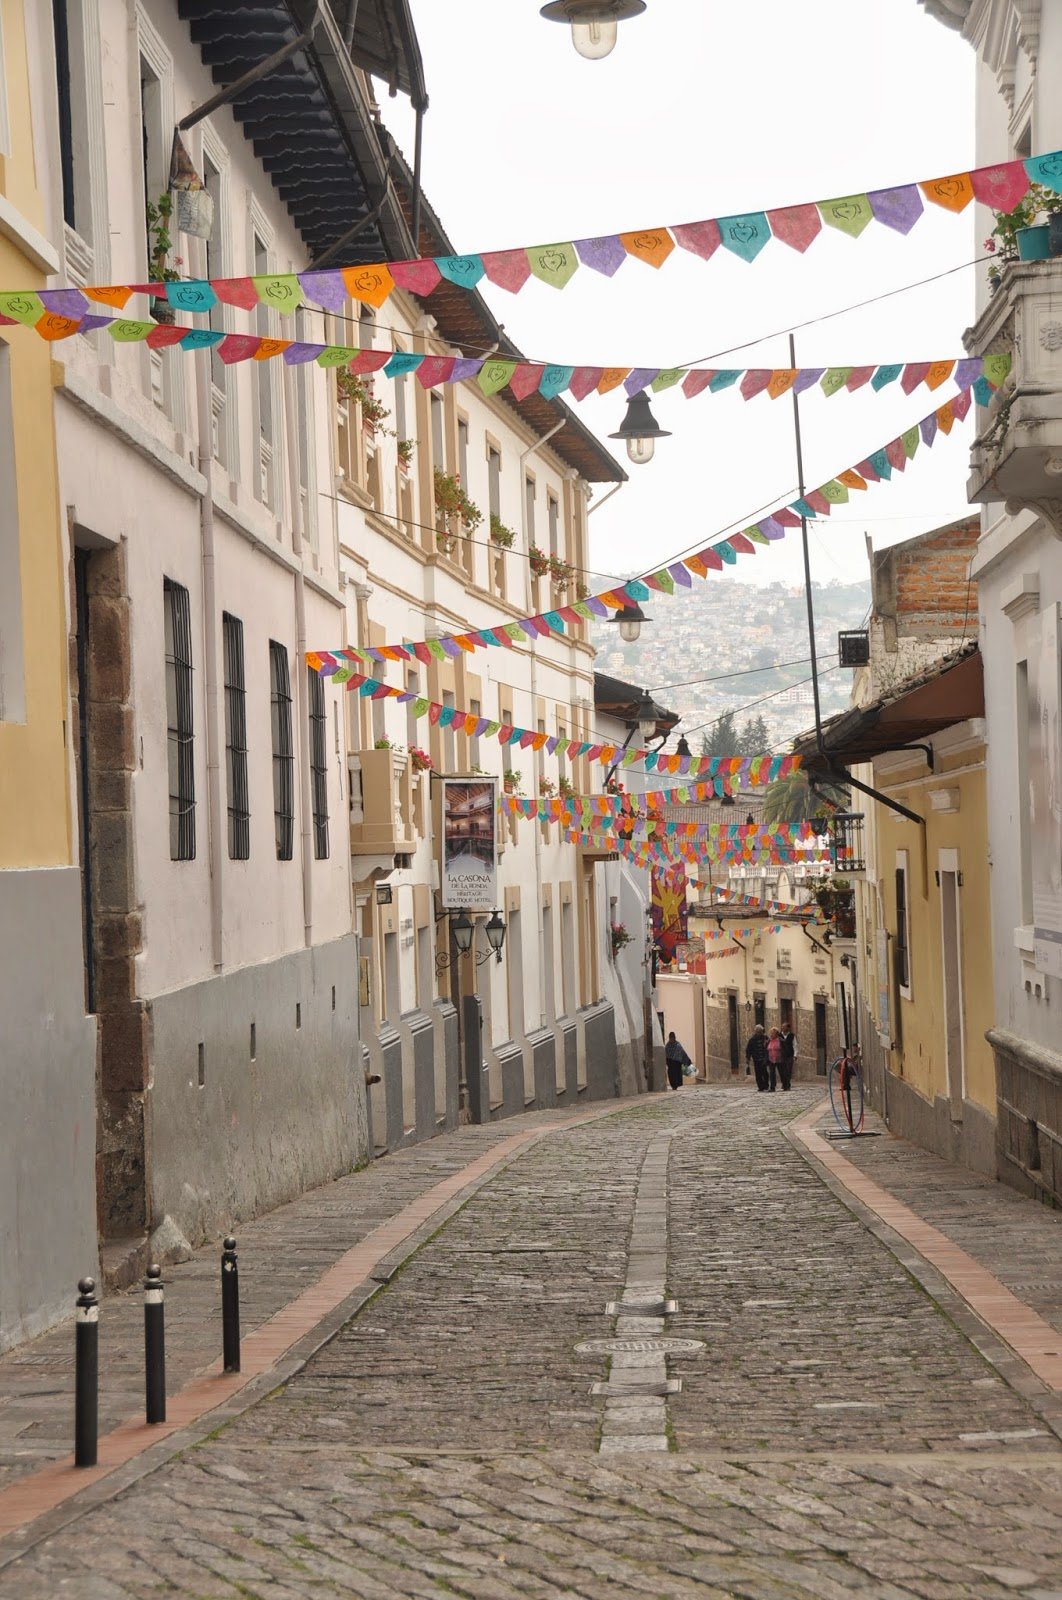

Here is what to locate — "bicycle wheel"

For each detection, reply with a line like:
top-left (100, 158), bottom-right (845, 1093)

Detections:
top-left (828, 1056), bottom-right (865, 1133)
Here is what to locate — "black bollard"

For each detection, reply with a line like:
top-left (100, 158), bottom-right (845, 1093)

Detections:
top-left (74, 1277), bottom-right (99, 1467)
top-left (143, 1265), bottom-right (166, 1424)
top-left (221, 1236), bottom-right (240, 1374)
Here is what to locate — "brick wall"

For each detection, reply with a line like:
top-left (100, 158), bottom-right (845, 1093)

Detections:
top-left (873, 515), bottom-right (980, 638)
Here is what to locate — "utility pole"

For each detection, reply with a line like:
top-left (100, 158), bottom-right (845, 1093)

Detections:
top-left (788, 333), bottom-right (824, 756)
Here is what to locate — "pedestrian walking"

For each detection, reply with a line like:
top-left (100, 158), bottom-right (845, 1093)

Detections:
top-left (765, 1027), bottom-right (784, 1092)
top-left (745, 1024), bottom-right (769, 1092)
top-left (779, 1022), bottom-right (796, 1091)
top-left (664, 1032), bottom-right (692, 1091)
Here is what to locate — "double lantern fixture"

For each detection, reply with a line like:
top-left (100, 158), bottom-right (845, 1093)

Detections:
top-left (539, 0), bottom-right (646, 59)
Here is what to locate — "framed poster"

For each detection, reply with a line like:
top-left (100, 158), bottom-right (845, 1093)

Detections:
top-left (441, 779), bottom-right (497, 909)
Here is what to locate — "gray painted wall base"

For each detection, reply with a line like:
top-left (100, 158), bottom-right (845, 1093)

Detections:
top-left (498, 1043), bottom-right (525, 1119)
top-left (866, 1068), bottom-right (997, 1180)
top-left (149, 934), bottom-right (366, 1244)
top-left (433, 999), bottom-right (460, 1131)
top-left (583, 1001), bottom-right (620, 1100)
top-left (990, 1027), bottom-right (1062, 1207)
top-left (0, 868), bottom-right (98, 1353)
top-left (528, 1028), bottom-right (557, 1109)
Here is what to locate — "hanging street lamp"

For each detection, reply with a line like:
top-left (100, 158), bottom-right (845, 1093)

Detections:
top-left (609, 390), bottom-right (671, 465)
top-left (602, 601), bottom-right (650, 643)
top-left (539, 0), bottom-right (646, 60)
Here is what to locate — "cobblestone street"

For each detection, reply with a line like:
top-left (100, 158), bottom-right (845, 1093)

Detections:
top-left (4, 1088), bottom-right (1062, 1599)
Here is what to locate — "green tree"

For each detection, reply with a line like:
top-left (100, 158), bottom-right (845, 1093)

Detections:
top-left (700, 709), bottom-right (738, 757)
top-left (737, 714), bottom-right (770, 754)
top-left (762, 769), bottom-right (849, 826)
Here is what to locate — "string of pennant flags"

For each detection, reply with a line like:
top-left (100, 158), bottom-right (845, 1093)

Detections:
top-left (564, 827), bottom-right (835, 868)
top-left (0, 298), bottom-right (1010, 412)
top-left (346, 667), bottom-right (802, 781)
top-left (2, 151), bottom-right (1058, 316)
top-left (310, 387), bottom-right (978, 673)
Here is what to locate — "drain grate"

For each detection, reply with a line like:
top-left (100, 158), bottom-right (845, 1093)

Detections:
top-left (605, 1299), bottom-right (677, 1317)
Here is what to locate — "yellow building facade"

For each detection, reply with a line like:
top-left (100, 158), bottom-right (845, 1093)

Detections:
top-left (0, 0), bottom-right (97, 1350)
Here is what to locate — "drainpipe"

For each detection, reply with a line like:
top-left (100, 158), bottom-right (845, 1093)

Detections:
top-left (284, 365), bottom-right (314, 947)
top-left (519, 419), bottom-right (565, 1027)
top-left (192, 238), bottom-right (223, 973)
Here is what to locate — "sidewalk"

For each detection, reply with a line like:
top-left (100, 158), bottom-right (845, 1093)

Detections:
top-left (0, 1102), bottom-right (636, 1511)
top-left (789, 1100), bottom-right (1062, 1429)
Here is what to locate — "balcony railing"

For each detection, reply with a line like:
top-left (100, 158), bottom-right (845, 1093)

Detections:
top-left (964, 258), bottom-right (1062, 508)
top-left (348, 748), bottom-right (417, 857)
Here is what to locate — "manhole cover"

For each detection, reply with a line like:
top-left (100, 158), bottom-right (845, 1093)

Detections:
top-left (575, 1337), bottom-right (705, 1356)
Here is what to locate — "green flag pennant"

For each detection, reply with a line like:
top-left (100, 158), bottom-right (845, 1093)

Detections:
top-left (819, 480), bottom-right (849, 504)
top-left (572, 601), bottom-right (593, 620)
top-left (818, 194), bottom-right (874, 238)
top-left (747, 525), bottom-right (771, 545)
top-left (108, 319), bottom-right (155, 342)
top-left (982, 352), bottom-right (1012, 387)
top-left (677, 786), bottom-right (690, 802)
top-left (652, 570), bottom-right (675, 595)
top-left (478, 359), bottom-right (518, 396)
top-left (0, 291), bottom-right (45, 325)
top-left (484, 721), bottom-right (501, 738)
top-left (411, 697), bottom-right (430, 717)
top-left (253, 273), bottom-right (302, 314)
top-left (621, 750), bottom-right (639, 767)
top-left (526, 242), bottom-right (579, 290)
top-left (901, 426), bottom-right (920, 459)
top-left (426, 639), bottom-right (446, 661)
top-left (503, 623), bottom-right (524, 642)
top-left (317, 346), bottom-right (359, 368)
top-left (651, 367), bottom-right (686, 392)
top-left (820, 367), bottom-right (854, 397)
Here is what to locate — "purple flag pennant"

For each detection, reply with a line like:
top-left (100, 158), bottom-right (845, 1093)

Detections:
top-left (955, 358), bottom-right (982, 389)
top-left (283, 341), bottom-right (323, 364)
top-left (920, 414), bottom-right (938, 447)
top-left (624, 367), bottom-right (659, 396)
top-left (868, 185), bottom-right (924, 234)
top-left (669, 563), bottom-right (693, 586)
top-left (298, 269), bottom-right (348, 311)
top-left (575, 235), bottom-right (627, 276)
top-left (758, 516), bottom-right (787, 540)
top-left (40, 287), bottom-right (89, 319)
top-left (441, 638), bottom-right (461, 658)
top-left (583, 596), bottom-right (609, 617)
top-left (792, 368), bottom-right (825, 394)
top-left (449, 357), bottom-right (483, 383)
top-left (77, 315), bottom-right (113, 332)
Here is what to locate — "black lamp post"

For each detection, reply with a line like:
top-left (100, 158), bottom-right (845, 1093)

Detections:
top-left (609, 390), bottom-right (671, 465)
top-left (539, 0), bottom-right (646, 59)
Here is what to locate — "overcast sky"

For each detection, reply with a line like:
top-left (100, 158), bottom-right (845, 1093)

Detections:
top-left (382, 1), bottom-right (977, 591)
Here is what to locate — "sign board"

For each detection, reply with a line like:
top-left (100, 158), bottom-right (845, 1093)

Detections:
top-left (441, 778), bottom-right (497, 910)
top-left (1031, 608), bottom-right (1062, 976)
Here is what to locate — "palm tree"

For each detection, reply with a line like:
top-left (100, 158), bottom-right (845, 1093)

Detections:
top-left (762, 769), bottom-right (849, 827)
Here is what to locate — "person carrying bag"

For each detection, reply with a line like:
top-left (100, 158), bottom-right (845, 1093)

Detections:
top-left (664, 1031), bottom-right (692, 1091)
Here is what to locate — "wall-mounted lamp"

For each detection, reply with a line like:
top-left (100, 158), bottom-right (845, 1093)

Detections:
top-left (375, 883), bottom-right (393, 906)
top-left (539, 0), bottom-right (646, 59)
top-left (438, 909), bottom-right (507, 970)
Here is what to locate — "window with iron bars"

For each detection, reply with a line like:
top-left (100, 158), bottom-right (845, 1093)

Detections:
top-left (164, 578), bottom-right (195, 860)
top-left (223, 613), bottom-right (249, 860)
top-left (270, 641), bottom-right (294, 861)
top-left (308, 666), bottom-right (329, 859)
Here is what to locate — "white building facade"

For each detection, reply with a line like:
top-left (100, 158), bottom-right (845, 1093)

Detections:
top-left (923, 0), bottom-right (1062, 1201)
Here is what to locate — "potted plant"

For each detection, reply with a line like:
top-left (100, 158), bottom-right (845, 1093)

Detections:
top-left (503, 768), bottom-right (522, 794)
top-left (490, 514), bottom-right (516, 549)
top-left (549, 554), bottom-right (574, 590)
top-left (145, 193), bottom-right (183, 323)
top-left (397, 438), bottom-right (415, 473)
top-left (539, 775), bottom-right (556, 797)
top-left (374, 736), bottom-right (395, 751)
top-left (528, 544), bottom-right (550, 579)
top-left (610, 923), bottom-right (633, 957)
top-left (336, 371), bottom-right (394, 438)
top-left (604, 776), bottom-right (624, 797)
top-left (558, 774), bottom-right (574, 799)
top-left (989, 183), bottom-right (1062, 271)
top-left (436, 529), bottom-right (460, 557)
top-left (409, 746), bottom-right (433, 774)
top-left (433, 469), bottom-right (482, 535)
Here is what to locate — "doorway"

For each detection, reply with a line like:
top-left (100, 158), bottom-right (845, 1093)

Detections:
top-left (727, 992), bottom-right (739, 1071)
top-left (814, 998), bottom-right (828, 1076)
